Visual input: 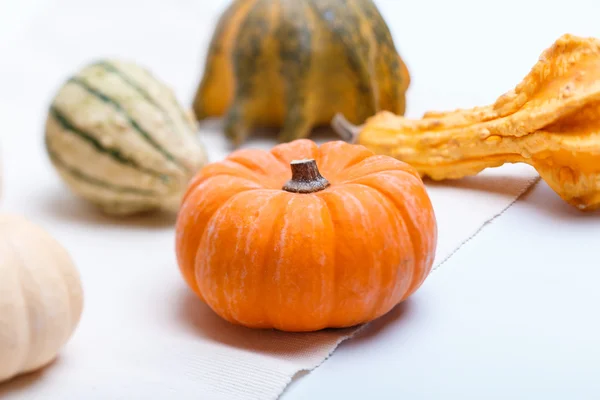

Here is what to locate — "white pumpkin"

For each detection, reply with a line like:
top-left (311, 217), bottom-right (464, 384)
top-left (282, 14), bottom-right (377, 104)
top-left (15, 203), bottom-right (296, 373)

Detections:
top-left (44, 59), bottom-right (208, 216)
top-left (0, 214), bottom-right (83, 383)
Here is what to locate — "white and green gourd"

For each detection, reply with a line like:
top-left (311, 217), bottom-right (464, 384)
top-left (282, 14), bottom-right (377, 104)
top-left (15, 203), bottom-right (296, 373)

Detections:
top-left (44, 59), bottom-right (208, 216)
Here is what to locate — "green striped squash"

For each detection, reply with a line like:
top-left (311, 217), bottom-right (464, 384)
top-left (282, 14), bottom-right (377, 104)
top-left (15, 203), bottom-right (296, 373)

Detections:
top-left (45, 60), bottom-right (208, 216)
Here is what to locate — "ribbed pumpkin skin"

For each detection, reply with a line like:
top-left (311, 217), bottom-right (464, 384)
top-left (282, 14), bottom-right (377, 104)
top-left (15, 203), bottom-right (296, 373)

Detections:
top-left (45, 60), bottom-right (208, 216)
top-left (0, 214), bottom-right (83, 383)
top-left (193, 0), bottom-right (411, 145)
top-left (175, 139), bottom-right (436, 332)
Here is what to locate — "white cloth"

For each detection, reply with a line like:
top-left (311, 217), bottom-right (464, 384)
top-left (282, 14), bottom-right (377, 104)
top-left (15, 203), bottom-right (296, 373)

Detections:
top-left (0, 0), bottom-right (539, 399)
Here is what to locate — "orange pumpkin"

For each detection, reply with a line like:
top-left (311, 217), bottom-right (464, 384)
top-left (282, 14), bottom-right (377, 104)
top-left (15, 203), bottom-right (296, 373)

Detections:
top-left (175, 139), bottom-right (437, 332)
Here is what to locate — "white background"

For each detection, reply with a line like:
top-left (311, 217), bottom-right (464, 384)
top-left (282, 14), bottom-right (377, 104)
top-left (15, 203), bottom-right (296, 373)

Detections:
top-left (0, 0), bottom-right (599, 399)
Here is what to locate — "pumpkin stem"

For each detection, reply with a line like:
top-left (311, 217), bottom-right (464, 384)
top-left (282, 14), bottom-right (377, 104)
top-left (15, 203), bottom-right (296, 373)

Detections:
top-left (331, 113), bottom-right (362, 144)
top-left (282, 159), bottom-right (330, 193)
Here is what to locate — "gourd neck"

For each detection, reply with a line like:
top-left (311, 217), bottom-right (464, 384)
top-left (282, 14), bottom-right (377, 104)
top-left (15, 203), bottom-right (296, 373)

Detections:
top-left (331, 113), bottom-right (362, 144)
top-left (282, 159), bottom-right (330, 193)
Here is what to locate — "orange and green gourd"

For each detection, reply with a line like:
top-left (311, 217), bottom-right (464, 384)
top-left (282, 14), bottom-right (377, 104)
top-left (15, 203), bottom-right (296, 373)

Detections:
top-left (192, 0), bottom-right (411, 145)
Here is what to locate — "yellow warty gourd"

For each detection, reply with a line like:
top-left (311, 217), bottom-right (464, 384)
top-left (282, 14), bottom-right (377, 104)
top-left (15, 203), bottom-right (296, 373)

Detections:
top-left (334, 34), bottom-right (600, 211)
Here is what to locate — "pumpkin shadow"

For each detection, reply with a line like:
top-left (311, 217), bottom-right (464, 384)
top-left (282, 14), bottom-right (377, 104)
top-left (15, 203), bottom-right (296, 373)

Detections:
top-left (281, 300), bottom-right (414, 396)
top-left (38, 188), bottom-right (176, 229)
top-left (176, 289), bottom-right (365, 357)
top-left (348, 300), bottom-right (413, 344)
top-left (0, 359), bottom-right (56, 396)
